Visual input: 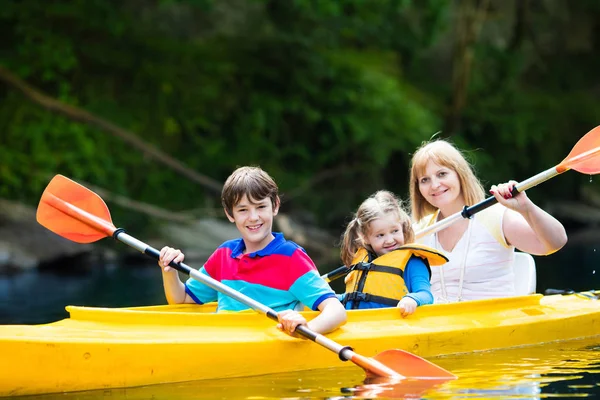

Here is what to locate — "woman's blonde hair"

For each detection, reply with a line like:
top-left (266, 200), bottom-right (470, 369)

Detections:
top-left (340, 190), bottom-right (414, 266)
top-left (409, 139), bottom-right (485, 221)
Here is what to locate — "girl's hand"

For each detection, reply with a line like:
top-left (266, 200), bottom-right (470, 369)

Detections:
top-left (397, 297), bottom-right (418, 318)
top-left (277, 310), bottom-right (308, 339)
top-left (158, 246), bottom-right (185, 273)
top-left (489, 180), bottom-right (530, 213)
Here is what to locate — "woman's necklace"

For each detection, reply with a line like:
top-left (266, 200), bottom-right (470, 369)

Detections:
top-left (435, 217), bottom-right (472, 303)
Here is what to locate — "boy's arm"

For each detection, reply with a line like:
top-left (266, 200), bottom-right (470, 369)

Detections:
top-left (158, 246), bottom-right (195, 304)
top-left (161, 269), bottom-right (194, 304)
top-left (404, 258), bottom-right (434, 306)
top-left (285, 249), bottom-right (346, 334)
top-left (307, 297), bottom-right (347, 334)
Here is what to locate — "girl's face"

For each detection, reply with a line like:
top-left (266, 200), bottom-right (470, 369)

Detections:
top-left (364, 215), bottom-right (405, 257)
top-left (417, 160), bottom-right (464, 210)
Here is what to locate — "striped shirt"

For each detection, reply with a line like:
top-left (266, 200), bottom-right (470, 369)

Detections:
top-left (185, 233), bottom-right (336, 312)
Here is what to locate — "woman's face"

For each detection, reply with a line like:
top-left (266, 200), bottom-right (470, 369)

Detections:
top-left (417, 160), bottom-right (464, 209)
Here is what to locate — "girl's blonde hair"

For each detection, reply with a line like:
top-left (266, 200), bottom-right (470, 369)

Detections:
top-left (409, 139), bottom-right (485, 222)
top-left (340, 190), bottom-right (414, 266)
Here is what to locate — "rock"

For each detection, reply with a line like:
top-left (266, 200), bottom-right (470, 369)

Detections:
top-left (159, 217), bottom-right (240, 261)
top-left (0, 199), bottom-right (94, 271)
top-left (275, 213), bottom-right (339, 264)
top-left (0, 198), bottom-right (340, 271)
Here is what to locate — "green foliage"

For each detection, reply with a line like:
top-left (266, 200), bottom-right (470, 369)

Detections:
top-left (1, 0), bottom-right (599, 235)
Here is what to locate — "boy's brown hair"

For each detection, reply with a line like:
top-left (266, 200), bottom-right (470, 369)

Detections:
top-left (221, 166), bottom-right (280, 217)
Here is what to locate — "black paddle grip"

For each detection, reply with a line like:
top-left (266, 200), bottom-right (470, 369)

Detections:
top-left (324, 265), bottom-right (351, 283)
top-left (296, 324), bottom-right (318, 342)
top-left (265, 311), bottom-right (319, 341)
top-left (265, 312), bottom-right (320, 343)
top-left (266, 310), bottom-right (279, 322)
top-left (462, 184), bottom-right (519, 218)
top-left (144, 247), bottom-right (194, 275)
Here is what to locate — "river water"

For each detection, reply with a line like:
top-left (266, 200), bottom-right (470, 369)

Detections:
top-left (1, 241), bottom-right (599, 398)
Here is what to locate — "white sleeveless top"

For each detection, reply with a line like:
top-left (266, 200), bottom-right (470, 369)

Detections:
top-left (415, 204), bottom-right (516, 303)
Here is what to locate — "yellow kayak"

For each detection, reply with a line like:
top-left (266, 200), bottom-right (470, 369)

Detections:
top-left (1, 291), bottom-right (599, 397)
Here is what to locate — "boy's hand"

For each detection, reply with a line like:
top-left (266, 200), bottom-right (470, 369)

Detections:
top-left (158, 246), bottom-right (185, 273)
top-left (397, 297), bottom-right (418, 318)
top-left (277, 310), bottom-right (308, 339)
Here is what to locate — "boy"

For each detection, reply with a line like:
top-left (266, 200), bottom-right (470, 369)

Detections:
top-left (158, 166), bottom-right (346, 337)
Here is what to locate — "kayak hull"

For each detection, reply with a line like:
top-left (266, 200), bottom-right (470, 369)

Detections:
top-left (1, 292), bottom-right (599, 396)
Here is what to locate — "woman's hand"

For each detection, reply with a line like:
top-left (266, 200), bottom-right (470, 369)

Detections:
top-left (397, 297), bottom-right (418, 318)
top-left (489, 180), bottom-right (531, 213)
top-left (158, 246), bottom-right (185, 273)
top-left (277, 310), bottom-right (308, 338)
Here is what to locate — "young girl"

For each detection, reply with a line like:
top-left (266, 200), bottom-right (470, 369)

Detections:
top-left (410, 139), bottom-right (567, 303)
top-left (338, 190), bottom-right (447, 316)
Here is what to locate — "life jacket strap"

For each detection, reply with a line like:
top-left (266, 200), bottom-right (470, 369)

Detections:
top-left (352, 263), bottom-right (404, 278)
top-left (345, 292), bottom-right (400, 307)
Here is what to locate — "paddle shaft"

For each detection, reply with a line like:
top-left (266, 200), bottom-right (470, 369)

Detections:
top-left (415, 165), bottom-right (561, 239)
top-left (115, 230), bottom-right (364, 364)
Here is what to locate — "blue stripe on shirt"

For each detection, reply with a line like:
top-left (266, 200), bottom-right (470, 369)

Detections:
top-left (184, 268), bottom-right (336, 312)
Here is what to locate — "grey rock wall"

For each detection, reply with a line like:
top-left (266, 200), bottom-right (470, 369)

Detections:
top-left (0, 199), bottom-right (93, 271)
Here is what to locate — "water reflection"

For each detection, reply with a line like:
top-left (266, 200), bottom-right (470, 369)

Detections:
top-left (341, 377), bottom-right (452, 399)
top-left (431, 336), bottom-right (600, 399)
top-left (15, 336), bottom-right (600, 399)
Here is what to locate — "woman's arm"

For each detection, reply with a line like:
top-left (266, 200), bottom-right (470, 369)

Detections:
top-left (491, 181), bottom-right (568, 255)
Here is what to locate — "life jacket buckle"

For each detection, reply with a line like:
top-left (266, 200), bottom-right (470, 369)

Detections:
top-left (354, 262), bottom-right (371, 271)
top-left (348, 292), bottom-right (370, 302)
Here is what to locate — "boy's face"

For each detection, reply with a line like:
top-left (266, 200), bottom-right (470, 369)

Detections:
top-left (225, 194), bottom-right (280, 254)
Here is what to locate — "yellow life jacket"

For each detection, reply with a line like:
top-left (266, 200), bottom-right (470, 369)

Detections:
top-left (343, 244), bottom-right (448, 309)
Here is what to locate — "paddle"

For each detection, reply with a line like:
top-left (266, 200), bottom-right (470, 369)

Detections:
top-left (36, 174), bottom-right (456, 380)
top-left (323, 125), bottom-right (600, 282)
top-left (416, 125), bottom-right (600, 238)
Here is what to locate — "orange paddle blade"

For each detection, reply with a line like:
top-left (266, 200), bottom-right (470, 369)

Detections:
top-left (36, 175), bottom-right (116, 243)
top-left (372, 349), bottom-right (457, 379)
top-left (558, 125), bottom-right (600, 174)
top-left (349, 353), bottom-right (404, 379)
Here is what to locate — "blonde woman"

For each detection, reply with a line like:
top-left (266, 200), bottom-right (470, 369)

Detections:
top-left (410, 140), bottom-right (567, 303)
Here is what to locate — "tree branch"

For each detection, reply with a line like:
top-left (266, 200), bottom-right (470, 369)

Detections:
top-left (0, 65), bottom-right (223, 194)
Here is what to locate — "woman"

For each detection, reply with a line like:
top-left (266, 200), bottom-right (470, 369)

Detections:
top-left (410, 139), bottom-right (567, 303)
